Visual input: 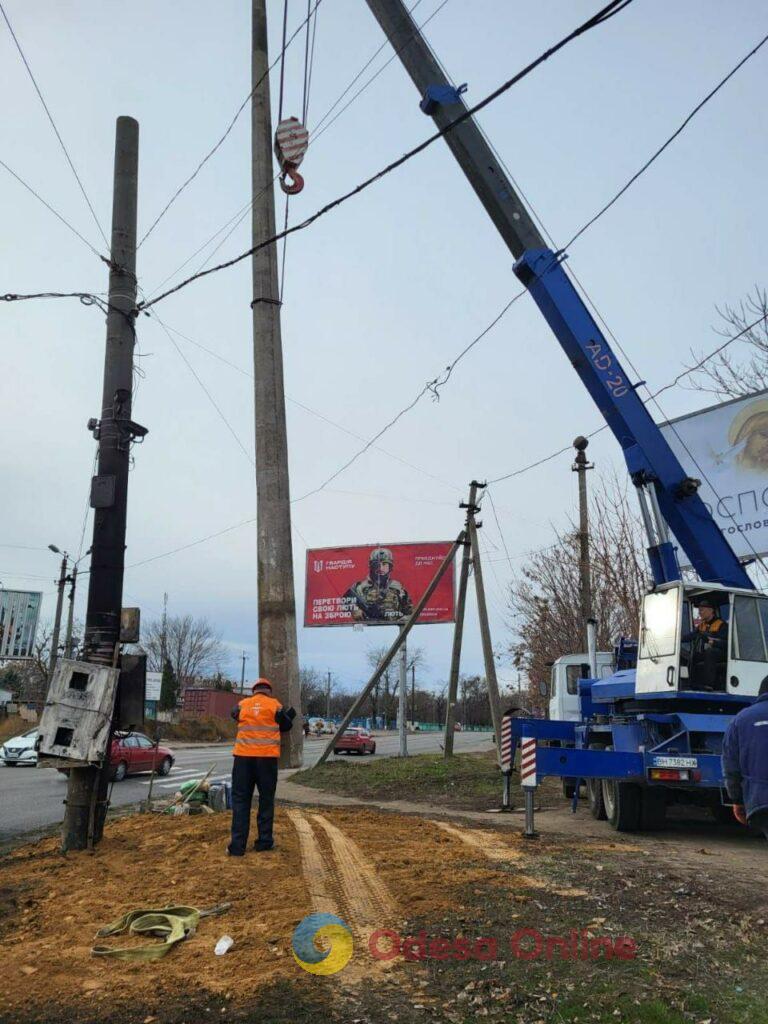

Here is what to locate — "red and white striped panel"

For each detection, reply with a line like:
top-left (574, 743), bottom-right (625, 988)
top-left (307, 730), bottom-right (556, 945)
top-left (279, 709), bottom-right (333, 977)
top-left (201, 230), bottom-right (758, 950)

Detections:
top-left (520, 736), bottom-right (537, 788)
top-left (275, 118), bottom-right (309, 167)
top-left (500, 714), bottom-right (514, 772)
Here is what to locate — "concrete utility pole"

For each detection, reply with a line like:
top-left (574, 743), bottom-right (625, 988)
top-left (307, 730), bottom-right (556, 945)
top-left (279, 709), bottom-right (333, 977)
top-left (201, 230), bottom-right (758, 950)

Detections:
top-left (572, 436), bottom-right (594, 649)
top-left (468, 491), bottom-right (504, 753)
top-left (240, 651), bottom-right (248, 694)
top-left (48, 552), bottom-right (68, 682)
top-left (251, 0), bottom-right (303, 768)
top-left (443, 482), bottom-right (477, 756)
top-left (62, 116), bottom-right (140, 852)
top-left (398, 628), bottom-right (407, 756)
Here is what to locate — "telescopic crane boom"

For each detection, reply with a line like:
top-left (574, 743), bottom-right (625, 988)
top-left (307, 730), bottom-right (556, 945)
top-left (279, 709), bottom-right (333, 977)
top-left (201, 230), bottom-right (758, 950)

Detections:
top-left (363, 0), bottom-right (753, 591)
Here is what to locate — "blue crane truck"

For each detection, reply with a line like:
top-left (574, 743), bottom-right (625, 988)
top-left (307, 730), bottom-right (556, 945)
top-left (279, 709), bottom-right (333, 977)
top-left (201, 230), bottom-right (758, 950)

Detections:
top-left (366, 0), bottom-right (766, 831)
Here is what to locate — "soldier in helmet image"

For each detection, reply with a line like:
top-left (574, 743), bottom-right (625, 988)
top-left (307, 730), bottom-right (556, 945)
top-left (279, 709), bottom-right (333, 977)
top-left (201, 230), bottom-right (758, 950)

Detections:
top-left (345, 547), bottom-right (413, 623)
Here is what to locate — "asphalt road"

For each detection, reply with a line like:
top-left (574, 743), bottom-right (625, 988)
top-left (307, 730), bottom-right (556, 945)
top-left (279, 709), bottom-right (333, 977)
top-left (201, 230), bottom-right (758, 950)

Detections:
top-left (0, 730), bottom-right (494, 841)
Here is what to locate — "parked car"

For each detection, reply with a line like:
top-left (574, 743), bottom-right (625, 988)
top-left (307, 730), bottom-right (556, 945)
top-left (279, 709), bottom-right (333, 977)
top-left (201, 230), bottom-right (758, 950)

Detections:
top-left (1, 728), bottom-right (38, 766)
top-left (333, 727), bottom-right (376, 756)
top-left (57, 732), bottom-right (175, 782)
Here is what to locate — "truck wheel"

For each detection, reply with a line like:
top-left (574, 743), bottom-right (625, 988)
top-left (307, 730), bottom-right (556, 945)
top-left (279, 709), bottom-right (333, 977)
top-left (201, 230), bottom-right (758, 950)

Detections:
top-left (640, 788), bottom-right (667, 830)
top-left (587, 778), bottom-right (606, 820)
top-left (602, 779), bottom-right (641, 831)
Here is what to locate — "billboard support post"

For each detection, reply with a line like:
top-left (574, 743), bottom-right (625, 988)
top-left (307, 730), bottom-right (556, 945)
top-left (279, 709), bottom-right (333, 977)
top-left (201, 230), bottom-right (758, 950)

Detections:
top-left (398, 626), bottom-right (407, 756)
top-left (444, 482), bottom-right (478, 757)
top-left (316, 533), bottom-right (465, 767)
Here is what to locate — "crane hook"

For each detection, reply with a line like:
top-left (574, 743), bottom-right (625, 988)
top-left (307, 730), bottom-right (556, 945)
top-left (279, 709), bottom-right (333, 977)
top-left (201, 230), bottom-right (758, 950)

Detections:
top-left (274, 117), bottom-right (309, 197)
top-left (279, 163), bottom-right (305, 195)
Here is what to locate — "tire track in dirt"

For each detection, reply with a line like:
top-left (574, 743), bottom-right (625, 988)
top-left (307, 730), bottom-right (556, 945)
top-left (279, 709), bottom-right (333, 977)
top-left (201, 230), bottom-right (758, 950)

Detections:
top-left (287, 809), bottom-right (403, 983)
top-left (311, 813), bottom-right (397, 928)
top-left (286, 809), bottom-right (340, 917)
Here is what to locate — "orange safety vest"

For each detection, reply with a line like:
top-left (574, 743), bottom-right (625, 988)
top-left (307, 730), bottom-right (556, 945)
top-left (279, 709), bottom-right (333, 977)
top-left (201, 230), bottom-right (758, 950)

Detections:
top-left (233, 694), bottom-right (282, 758)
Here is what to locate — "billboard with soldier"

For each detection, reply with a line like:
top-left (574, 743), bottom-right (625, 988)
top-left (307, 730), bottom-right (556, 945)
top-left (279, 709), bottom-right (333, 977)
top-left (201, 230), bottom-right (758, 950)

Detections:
top-left (304, 542), bottom-right (456, 627)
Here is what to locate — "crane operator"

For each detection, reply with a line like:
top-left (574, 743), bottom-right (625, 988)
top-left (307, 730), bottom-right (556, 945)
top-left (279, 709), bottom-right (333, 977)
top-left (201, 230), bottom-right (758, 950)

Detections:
top-left (683, 598), bottom-right (728, 692)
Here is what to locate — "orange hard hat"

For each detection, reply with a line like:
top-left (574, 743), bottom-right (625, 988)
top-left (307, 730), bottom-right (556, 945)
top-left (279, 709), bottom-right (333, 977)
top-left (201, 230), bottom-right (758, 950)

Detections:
top-left (252, 678), bottom-right (273, 692)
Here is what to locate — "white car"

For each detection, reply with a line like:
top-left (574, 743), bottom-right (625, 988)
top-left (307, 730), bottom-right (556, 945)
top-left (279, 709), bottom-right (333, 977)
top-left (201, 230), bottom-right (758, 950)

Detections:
top-left (1, 728), bottom-right (38, 766)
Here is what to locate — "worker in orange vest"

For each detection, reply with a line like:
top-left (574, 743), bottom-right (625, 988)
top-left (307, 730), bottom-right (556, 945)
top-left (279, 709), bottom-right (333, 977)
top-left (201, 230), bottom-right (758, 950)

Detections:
top-left (227, 678), bottom-right (296, 856)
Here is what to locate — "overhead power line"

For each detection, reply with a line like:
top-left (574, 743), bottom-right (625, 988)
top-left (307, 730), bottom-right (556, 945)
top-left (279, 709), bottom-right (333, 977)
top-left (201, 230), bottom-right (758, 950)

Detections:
top-left (137, 0), bottom-right (635, 312)
top-left (487, 313), bottom-right (763, 486)
top-left (137, 0), bottom-right (323, 250)
top-left (0, 0), bottom-right (109, 250)
top-left (563, 29), bottom-right (768, 251)
top-left (0, 158), bottom-right (106, 261)
top-left (145, 0), bottom-right (446, 301)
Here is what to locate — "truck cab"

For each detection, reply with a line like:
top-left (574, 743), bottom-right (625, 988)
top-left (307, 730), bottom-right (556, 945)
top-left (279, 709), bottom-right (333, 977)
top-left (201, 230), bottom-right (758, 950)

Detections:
top-left (549, 651), bottom-right (614, 721)
top-left (636, 582), bottom-right (768, 697)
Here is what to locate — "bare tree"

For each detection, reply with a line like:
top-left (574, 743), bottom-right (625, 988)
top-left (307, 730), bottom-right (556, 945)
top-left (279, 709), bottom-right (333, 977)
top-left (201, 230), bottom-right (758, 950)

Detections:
top-left (687, 286), bottom-right (768, 398)
top-left (507, 473), bottom-right (647, 713)
top-left (144, 614), bottom-right (225, 685)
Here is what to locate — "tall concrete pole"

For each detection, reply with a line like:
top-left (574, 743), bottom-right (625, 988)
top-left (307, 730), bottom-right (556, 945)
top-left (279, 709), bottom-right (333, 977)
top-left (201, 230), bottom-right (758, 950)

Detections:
top-left (398, 628), bottom-right (407, 756)
top-left (572, 436), bottom-right (594, 652)
top-left (468, 494), bottom-right (503, 753)
top-left (62, 116), bottom-right (140, 851)
top-left (48, 554), bottom-right (68, 682)
top-left (251, 0), bottom-right (303, 767)
top-left (443, 482), bottom-right (477, 756)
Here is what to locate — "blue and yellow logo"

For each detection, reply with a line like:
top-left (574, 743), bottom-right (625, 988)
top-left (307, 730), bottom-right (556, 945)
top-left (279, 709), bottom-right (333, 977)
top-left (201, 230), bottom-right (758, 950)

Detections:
top-left (292, 913), bottom-right (354, 975)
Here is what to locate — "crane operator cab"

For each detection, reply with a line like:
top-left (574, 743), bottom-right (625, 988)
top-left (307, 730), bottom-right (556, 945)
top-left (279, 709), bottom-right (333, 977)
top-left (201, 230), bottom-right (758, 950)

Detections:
top-left (636, 582), bottom-right (768, 697)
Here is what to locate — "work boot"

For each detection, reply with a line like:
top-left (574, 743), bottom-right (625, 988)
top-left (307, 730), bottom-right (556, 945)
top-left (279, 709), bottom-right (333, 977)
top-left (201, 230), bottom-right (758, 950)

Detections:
top-left (253, 840), bottom-right (274, 852)
top-left (227, 846), bottom-right (245, 857)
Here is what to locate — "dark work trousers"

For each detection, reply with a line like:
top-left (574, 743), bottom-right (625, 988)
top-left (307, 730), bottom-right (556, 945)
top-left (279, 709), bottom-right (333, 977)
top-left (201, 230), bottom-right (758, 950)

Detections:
top-left (749, 809), bottom-right (768, 841)
top-left (229, 755), bottom-right (279, 853)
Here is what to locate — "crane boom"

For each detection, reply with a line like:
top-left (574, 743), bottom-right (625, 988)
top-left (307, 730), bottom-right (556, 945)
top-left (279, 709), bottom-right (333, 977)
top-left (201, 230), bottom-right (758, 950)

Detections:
top-left (364, 0), bottom-right (754, 591)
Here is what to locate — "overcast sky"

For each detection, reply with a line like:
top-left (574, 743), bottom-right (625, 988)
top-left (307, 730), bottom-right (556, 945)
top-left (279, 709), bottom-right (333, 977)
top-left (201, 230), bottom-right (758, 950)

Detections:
top-left (1, 0), bottom-right (766, 694)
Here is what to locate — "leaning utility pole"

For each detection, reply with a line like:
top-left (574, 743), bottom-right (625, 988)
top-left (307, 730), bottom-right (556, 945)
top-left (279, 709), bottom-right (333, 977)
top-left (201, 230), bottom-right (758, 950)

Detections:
top-left (61, 116), bottom-right (140, 852)
top-left (251, 0), bottom-right (303, 767)
top-left (572, 436), bottom-right (594, 647)
top-left (48, 553), bottom-right (68, 682)
top-left (443, 482), bottom-right (477, 757)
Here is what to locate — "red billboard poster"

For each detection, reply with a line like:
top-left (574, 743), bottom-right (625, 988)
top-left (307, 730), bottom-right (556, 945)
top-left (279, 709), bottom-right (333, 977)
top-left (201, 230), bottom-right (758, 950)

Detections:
top-left (304, 542), bottom-right (456, 628)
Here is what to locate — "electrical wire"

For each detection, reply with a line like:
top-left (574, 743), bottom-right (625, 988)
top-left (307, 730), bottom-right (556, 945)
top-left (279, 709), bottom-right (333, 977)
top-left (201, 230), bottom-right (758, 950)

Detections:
top-left (144, 0), bottom-right (442, 301)
top-left (137, 0), bottom-right (635, 312)
top-left (291, 289), bottom-right (522, 503)
top-left (309, 0), bottom-right (444, 145)
top-left (150, 316), bottom-right (461, 491)
top-left (0, 1), bottom-right (109, 250)
top-left (148, 311), bottom-right (255, 466)
top-left (562, 29), bottom-right (768, 252)
top-left (0, 158), bottom-right (106, 262)
top-left (137, 0), bottom-right (323, 250)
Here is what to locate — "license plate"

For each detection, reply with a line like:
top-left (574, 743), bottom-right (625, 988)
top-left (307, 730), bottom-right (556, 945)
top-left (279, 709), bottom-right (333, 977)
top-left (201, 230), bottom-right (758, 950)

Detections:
top-left (651, 756), bottom-right (697, 768)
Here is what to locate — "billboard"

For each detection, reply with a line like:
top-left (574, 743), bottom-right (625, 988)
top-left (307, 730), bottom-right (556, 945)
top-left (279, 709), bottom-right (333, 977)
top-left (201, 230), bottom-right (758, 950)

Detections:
top-left (145, 671), bottom-right (162, 702)
top-left (659, 389), bottom-right (768, 563)
top-left (0, 590), bottom-right (42, 660)
top-left (304, 541), bottom-right (456, 628)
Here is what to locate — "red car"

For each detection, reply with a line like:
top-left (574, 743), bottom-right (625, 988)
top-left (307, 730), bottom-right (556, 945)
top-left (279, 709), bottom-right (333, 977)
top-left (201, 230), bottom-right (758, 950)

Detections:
top-left (333, 727), bottom-right (376, 756)
top-left (58, 732), bottom-right (175, 782)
